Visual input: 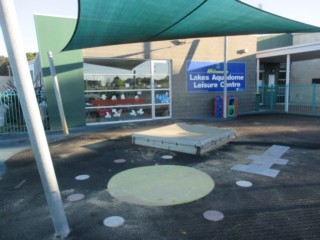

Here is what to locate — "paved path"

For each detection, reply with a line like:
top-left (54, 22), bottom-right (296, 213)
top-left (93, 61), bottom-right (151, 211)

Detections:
top-left (1, 114), bottom-right (320, 240)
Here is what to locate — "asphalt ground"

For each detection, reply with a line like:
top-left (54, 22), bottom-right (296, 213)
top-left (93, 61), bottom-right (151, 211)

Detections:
top-left (1, 113), bottom-right (320, 240)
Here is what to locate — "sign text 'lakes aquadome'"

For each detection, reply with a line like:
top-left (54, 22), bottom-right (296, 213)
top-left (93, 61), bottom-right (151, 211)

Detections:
top-left (187, 61), bottom-right (246, 93)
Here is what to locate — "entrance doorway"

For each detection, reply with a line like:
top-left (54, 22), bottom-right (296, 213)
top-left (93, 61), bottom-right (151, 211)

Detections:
top-left (258, 63), bottom-right (286, 111)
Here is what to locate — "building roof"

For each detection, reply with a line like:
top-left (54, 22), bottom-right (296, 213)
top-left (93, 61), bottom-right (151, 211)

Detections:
top-left (257, 41), bottom-right (320, 63)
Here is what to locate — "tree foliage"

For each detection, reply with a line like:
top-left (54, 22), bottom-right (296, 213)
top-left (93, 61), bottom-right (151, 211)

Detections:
top-left (0, 53), bottom-right (37, 76)
top-left (112, 76), bottom-right (125, 87)
top-left (0, 56), bottom-right (9, 76)
top-left (26, 52), bottom-right (37, 61)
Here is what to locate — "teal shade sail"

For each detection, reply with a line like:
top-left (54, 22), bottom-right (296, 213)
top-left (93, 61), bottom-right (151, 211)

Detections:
top-left (64, 0), bottom-right (320, 51)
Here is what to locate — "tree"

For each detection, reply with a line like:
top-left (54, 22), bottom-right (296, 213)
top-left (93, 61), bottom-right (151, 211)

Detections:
top-left (0, 52), bottom-right (37, 76)
top-left (0, 56), bottom-right (9, 76)
top-left (26, 52), bottom-right (37, 61)
top-left (112, 76), bottom-right (125, 87)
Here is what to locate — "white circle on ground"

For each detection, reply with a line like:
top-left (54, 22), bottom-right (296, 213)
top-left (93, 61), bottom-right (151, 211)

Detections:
top-left (67, 193), bottom-right (85, 202)
top-left (114, 159), bottom-right (126, 163)
top-left (162, 155), bottom-right (173, 159)
top-left (108, 165), bottom-right (214, 206)
top-left (75, 175), bottom-right (90, 180)
top-left (203, 210), bottom-right (224, 221)
top-left (103, 216), bottom-right (125, 227)
top-left (236, 180), bottom-right (253, 188)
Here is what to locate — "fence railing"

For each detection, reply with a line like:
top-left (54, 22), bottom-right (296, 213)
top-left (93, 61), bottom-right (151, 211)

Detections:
top-left (1, 84), bottom-right (319, 135)
top-left (257, 84), bottom-right (320, 115)
top-left (0, 91), bottom-right (50, 134)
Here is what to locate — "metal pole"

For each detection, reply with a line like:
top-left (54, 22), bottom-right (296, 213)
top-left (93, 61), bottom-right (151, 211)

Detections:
top-left (285, 54), bottom-right (290, 112)
top-left (0, 0), bottom-right (70, 238)
top-left (256, 58), bottom-right (260, 93)
top-left (47, 51), bottom-right (69, 135)
top-left (223, 36), bottom-right (228, 119)
top-left (151, 61), bottom-right (155, 119)
top-left (256, 58), bottom-right (261, 112)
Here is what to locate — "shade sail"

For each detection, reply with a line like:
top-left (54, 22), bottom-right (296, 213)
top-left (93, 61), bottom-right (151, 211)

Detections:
top-left (64, 0), bottom-right (320, 51)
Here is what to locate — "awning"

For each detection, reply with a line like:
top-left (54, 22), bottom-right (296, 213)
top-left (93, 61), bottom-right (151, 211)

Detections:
top-left (64, 0), bottom-right (320, 51)
top-left (257, 42), bottom-right (320, 63)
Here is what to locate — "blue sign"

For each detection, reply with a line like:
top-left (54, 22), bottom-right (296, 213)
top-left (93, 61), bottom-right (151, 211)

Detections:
top-left (187, 61), bottom-right (246, 93)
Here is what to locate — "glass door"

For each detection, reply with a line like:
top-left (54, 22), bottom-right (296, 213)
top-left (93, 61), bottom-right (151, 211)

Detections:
top-left (151, 60), bottom-right (171, 119)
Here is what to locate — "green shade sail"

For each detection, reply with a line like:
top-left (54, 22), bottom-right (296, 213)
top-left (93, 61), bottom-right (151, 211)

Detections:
top-left (64, 0), bottom-right (320, 51)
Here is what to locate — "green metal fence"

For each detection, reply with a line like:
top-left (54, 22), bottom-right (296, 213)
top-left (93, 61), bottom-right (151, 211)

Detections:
top-left (1, 84), bottom-right (319, 135)
top-left (0, 91), bottom-right (50, 134)
top-left (257, 84), bottom-right (320, 115)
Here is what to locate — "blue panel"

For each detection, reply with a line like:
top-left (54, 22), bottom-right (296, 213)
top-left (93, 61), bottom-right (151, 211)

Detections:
top-left (187, 61), bottom-right (246, 93)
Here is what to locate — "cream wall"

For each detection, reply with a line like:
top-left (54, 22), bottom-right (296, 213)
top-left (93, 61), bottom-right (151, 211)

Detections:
top-left (292, 33), bottom-right (320, 45)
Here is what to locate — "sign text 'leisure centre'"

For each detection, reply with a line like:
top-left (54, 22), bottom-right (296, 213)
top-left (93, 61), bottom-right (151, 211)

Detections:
top-left (187, 61), bottom-right (246, 93)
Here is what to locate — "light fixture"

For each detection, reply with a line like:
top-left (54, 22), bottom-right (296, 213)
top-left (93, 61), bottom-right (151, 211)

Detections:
top-left (237, 49), bottom-right (249, 54)
top-left (171, 39), bottom-right (187, 46)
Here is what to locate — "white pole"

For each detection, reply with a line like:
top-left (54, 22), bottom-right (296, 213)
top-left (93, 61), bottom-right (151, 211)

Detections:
top-left (285, 54), bottom-right (290, 112)
top-left (47, 51), bottom-right (69, 135)
top-left (0, 0), bottom-right (70, 238)
top-left (223, 36), bottom-right (228, 119)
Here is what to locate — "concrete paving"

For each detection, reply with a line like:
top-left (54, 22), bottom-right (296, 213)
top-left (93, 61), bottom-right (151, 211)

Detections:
top-left (1, 114), bottom-right (320, 240)
top-left (132, 123), bottom-right (235, 155)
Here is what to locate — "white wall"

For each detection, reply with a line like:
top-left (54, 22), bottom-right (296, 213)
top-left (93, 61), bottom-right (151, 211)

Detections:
top-left (291, 33), bottom-right (320, 85)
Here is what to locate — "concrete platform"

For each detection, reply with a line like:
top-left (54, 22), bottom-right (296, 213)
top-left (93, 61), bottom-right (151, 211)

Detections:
top-left (132, 123), bottom-right (236, 155)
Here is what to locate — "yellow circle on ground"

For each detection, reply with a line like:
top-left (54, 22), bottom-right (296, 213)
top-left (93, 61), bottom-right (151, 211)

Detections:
top-left (107, 165), bottom-right (214, 206)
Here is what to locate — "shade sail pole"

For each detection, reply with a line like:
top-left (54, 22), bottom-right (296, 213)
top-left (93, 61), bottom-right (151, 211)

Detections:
top-left (0, 0), bottom-right (70, 238)
top-left (223, 36), bottom-right (228, 119)
top-left (47, 51), bottom-right (69, 135)
top-left (256, 58), bottom-right (260, 93)
top-left (285, 54), bottom-right (290, 112)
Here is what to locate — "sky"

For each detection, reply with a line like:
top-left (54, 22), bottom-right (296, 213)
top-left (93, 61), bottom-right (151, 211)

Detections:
top-left (0, 0), bottom-right (320, 56)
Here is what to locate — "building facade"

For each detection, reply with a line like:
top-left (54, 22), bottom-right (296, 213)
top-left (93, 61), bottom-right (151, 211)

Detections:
top-left (34, 15), bottom-right (258, 130)
top-left (83, 36), bottom-right (257, 124)
top-left (34, 15), bottom-right (319, 131)
top-left (257, 33), bottom-right (320, 111)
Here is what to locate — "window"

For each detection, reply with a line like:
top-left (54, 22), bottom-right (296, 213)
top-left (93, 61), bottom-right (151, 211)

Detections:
top-left (84, 59), bottom-right (171, 124)
top-left (312, 78), bottom-right (320, 84)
